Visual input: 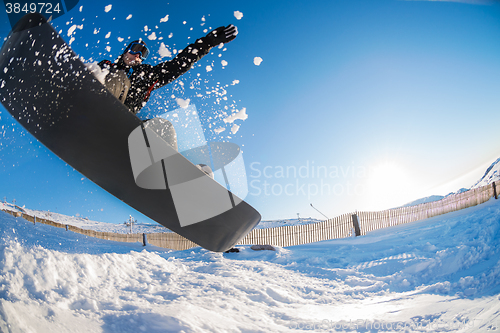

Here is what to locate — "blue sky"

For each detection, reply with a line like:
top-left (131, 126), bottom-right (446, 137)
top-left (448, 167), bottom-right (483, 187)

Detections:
top-left (1, 0), bottom-right (500, 223)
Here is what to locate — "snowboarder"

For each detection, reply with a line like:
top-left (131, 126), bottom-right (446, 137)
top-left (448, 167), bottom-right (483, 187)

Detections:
top-left (98, 24), bottom-right (238, 179)
top-left (98, 24), bottom-right (238, 114)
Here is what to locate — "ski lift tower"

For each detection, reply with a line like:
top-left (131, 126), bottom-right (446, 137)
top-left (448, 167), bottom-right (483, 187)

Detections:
top-left (125, 215), bottom-right (137, 234)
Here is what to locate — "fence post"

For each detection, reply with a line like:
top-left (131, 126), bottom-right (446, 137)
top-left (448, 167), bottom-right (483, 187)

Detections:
top-left (33, 216), bottom-right (36, 225)
top-left (65, 225), bottom-right (68, 231)
top-left (143, 233), bottom-right (148, 246)
top-left (493, 182), bottom-right (498, 200)
top-left (352, 214), bottom-right (361, 237)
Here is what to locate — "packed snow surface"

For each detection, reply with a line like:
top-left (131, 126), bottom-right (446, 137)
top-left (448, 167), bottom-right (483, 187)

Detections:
top-left (1, 198), bottom-right (500, 332)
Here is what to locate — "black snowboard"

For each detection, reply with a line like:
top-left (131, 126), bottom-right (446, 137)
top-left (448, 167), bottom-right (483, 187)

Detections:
top-left (0, 13), bottom-right (261, 252)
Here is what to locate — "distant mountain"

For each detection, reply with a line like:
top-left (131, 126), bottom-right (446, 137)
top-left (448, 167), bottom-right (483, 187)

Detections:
top-left (402, 195), bottom-right (445, 207)
top-left (403, 157), bottom-right (500, 208)
top-left (471, 157), bottom-right (500, 189)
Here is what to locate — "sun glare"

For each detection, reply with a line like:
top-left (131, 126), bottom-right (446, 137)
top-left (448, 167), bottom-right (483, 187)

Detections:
top-left (365, 161), bottom-right (416, 211)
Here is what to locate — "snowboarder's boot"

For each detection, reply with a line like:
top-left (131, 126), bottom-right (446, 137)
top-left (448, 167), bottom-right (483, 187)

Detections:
top-left (196, 164), bottom-right (214, 179)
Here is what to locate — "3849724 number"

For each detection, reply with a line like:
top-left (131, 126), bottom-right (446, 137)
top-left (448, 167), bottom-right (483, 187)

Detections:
top-left (5, 2), bottom-right (62, 14)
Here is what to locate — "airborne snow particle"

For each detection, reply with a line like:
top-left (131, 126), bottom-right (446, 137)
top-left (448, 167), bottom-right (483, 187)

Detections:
top-left (224, 108), bottom-right (248, 123)
top-left (234, 11), bottom-right (243, 20)
top-left (126, 14), bottom-right (132, 20)
top-left (254, 57), bottom-right (263, 66)
top-left (67, 25), bottom-right (77, 37)
top-left (214, 127), bottom-right (226, 135)
top-left (206, 65), bottom-right (213, 72)
top-left (158, 43), bottom-right (172, 58)
top-left (85, 62), bottom-right (109, 85)
top-left (160, 15), bottom-right (169, 23)
top-left (231, 124), bottom-right (240, 134)
top-left (104, 5), bottom-right (112, 12)
top-left (176, 98), bottom-right (190, 108)
top-left (221, 60), bottom-right (228, 67)
top-left (105, 32), bottom-right (111, 39)
top-left (67, 24), bottom-right (83, 37)
top-left (148, 32), bottom-right (157, 40)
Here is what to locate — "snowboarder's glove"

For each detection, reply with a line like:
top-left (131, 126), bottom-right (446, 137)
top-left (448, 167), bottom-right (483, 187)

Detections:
top-left (206, 25), bottom-right (238, 46)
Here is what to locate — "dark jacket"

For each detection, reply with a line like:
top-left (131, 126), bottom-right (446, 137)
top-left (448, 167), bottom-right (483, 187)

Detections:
top-left (99, 35), bottom-right (215, 113)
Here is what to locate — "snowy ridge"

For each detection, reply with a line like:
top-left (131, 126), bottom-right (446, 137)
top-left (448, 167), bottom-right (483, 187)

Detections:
top-left (401, 189), bottom-right (469, 208)
top-left (255, 217), bottom-right (321, 229)
top-left (402, 157), bottom-right (500, 208)
top-left (1, 197), bottom-right (500, 331)
top-left (472, 157), bottom-right (500, 189)
top-left (402, 195), bottom-right (445, 207)
top-left (0, 202), bottom-right (171, 234)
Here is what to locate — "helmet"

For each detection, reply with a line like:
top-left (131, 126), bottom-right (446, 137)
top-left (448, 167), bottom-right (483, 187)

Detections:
top-left (124, 40), bottom-right (149, 60)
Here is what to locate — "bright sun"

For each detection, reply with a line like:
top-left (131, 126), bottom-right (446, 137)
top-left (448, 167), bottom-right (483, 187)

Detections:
top-left (365, 161), bottom-right (416, 211)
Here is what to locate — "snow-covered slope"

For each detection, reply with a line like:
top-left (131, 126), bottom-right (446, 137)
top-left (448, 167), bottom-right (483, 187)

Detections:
top-left (1, 197), bottom-right (500, 332)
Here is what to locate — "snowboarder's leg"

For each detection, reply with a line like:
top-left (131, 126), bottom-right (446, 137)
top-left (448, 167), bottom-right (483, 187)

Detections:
top-left (142, 118), bottom-right (212, 179)
top-left (104, 68), bottom-right (131, 103)
top-left (143, 118), bottom-right (178, 151)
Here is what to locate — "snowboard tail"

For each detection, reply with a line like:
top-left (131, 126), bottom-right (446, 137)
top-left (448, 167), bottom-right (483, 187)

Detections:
top-left (0, 14), bottom-right (261, 252)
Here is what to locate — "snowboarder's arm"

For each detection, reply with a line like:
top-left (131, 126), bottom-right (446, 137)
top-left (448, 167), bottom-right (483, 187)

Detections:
top-left (98, 59), bottom-right (114, 69)
top-left (151, 37), bottom-right (212, 87)
top-left (152, 25), bottom-right (238, 88)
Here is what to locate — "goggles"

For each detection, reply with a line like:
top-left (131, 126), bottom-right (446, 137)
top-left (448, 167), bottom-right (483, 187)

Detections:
top-left (125, 42), bottom-right (149, 60)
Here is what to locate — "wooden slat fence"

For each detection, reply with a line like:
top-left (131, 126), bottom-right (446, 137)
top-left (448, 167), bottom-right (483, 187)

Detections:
top-left (147, 232), bottom-right (198, 251)
top-left (2, 180), bottom-right (499, 251)
top-left (236, 213), bottom-right (354, 247)
top-left (357, 181), bottom-right (496, 235)
top-left (3, 210), bottom-right (144, 244)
